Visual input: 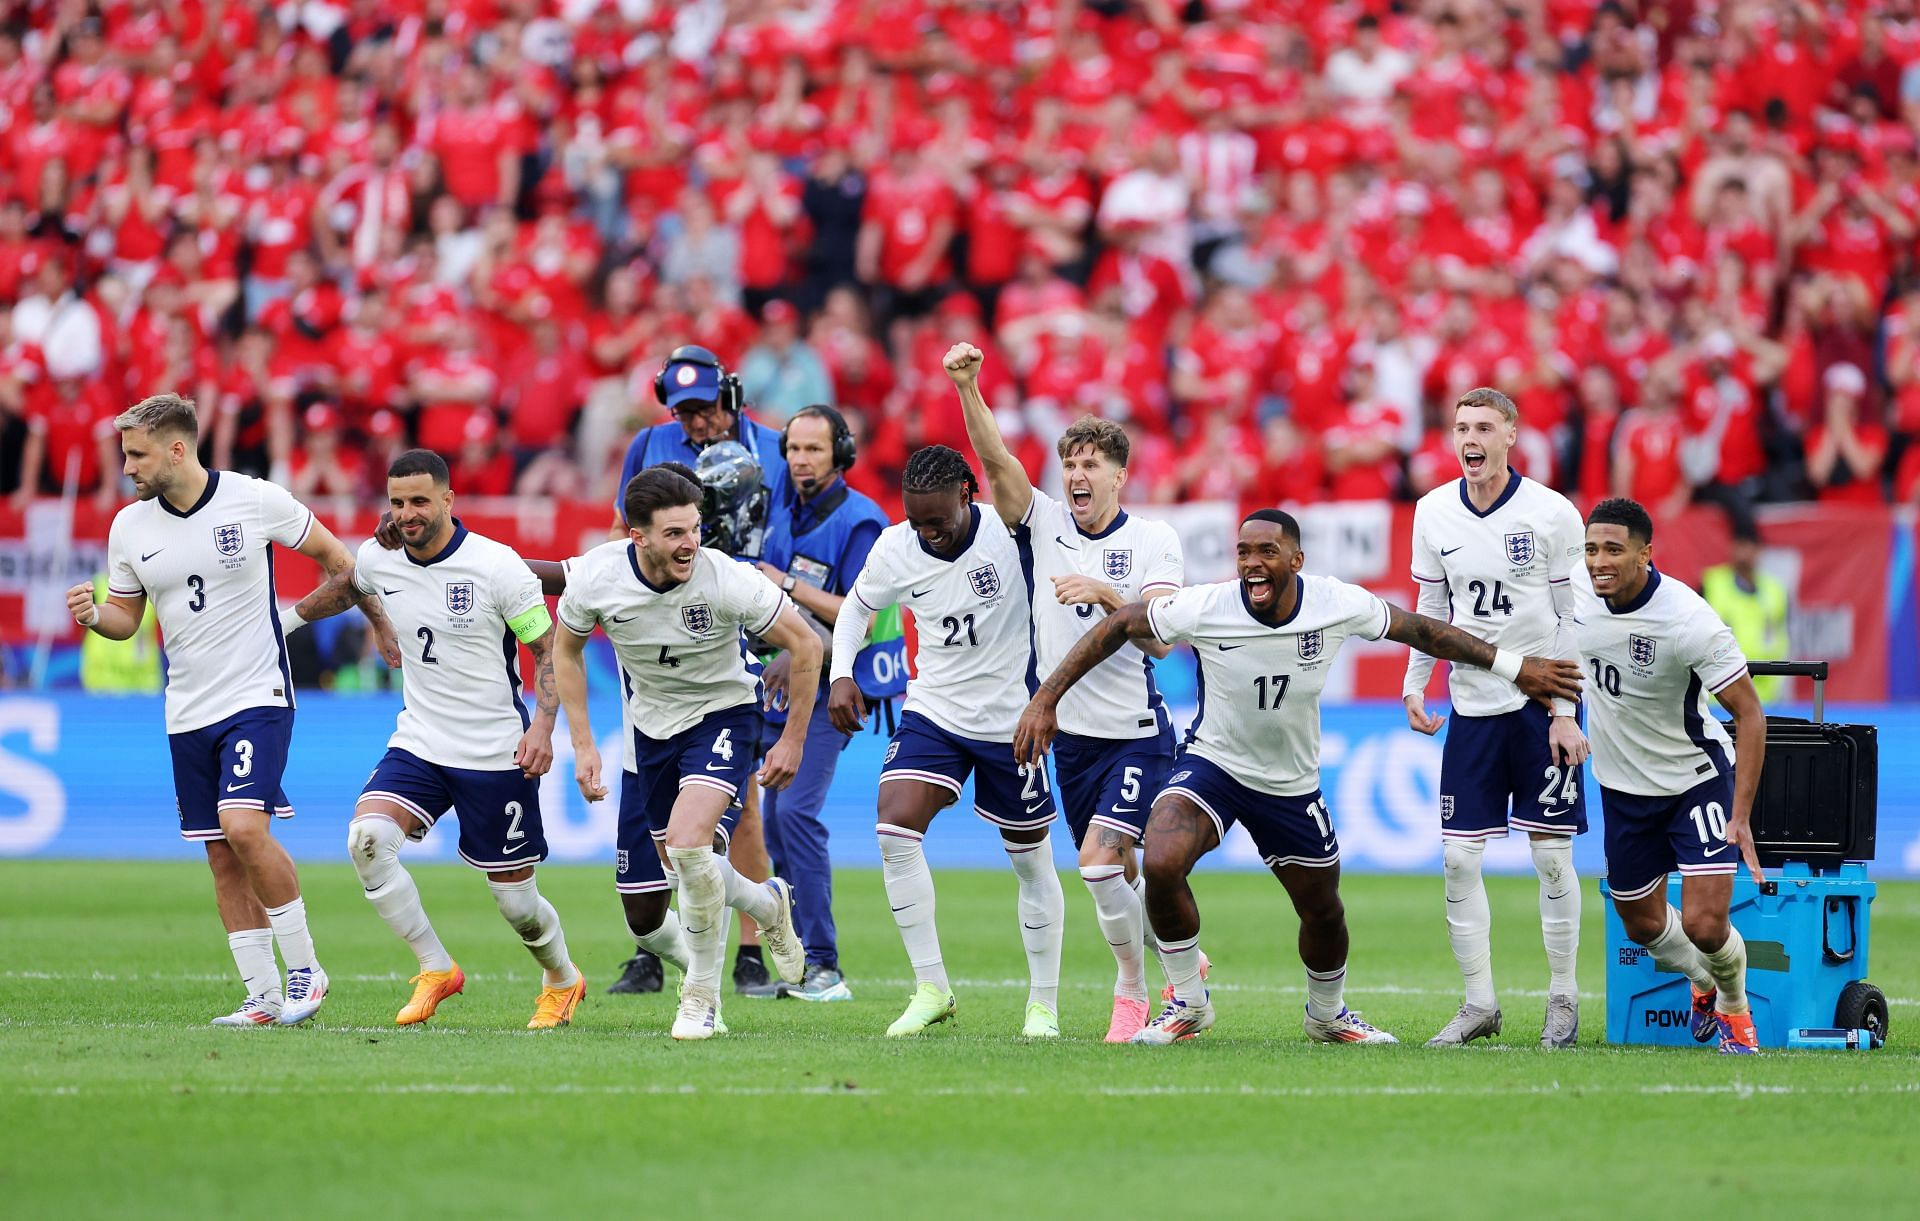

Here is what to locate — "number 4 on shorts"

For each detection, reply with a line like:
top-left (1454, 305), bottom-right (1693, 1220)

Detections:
top-left (712, 728), bottom-right (733, 761)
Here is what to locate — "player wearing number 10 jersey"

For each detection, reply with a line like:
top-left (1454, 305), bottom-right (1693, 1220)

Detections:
top-left (1016, 511), bottom-right (1585, 1046)
top-left (1575, 498), bottom-right (1768, 1054)
top-left (1403, 387), bottom-right (1591, 1050)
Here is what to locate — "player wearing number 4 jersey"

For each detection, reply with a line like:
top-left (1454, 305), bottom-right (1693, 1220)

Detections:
top-left (555, 464), bottom-right (821, 1041)
top-left (948, 341), bottom-right (1190, 1043)
top-left (1575, 499), bottom-right (1768, 1055)
top-left (828, 442), bottom-right (1066, 1040)
top-left (1016, 510), bottom-right (1584, 1046)
top-left (292, 450), bottom-right (586, 1029)
top-left (1403, 387), bottom-right (1591, 1050)
top-left (69, 394), bottom-right (399, 1028)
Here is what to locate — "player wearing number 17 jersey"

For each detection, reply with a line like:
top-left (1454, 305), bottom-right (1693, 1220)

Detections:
top-left (1575, 498), bottom-right (1768, 1055)
top-left (68, 394), bottom-right (398, 1028)
top-left (1016, 511), bottom-right (1585, 1046)
top-left (1403, 387), bottom-right (1591, 1050)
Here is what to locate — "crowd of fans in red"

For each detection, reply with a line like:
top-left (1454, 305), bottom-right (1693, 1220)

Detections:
top-left (5, 0), bottom-right (1920, 523)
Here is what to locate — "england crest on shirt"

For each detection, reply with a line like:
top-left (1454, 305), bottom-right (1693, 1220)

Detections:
top-left (968, 563), bottom-right (1001, 600)
top-left (1298, 629), bottom-right (1324, 661)
top-left (682, 603), bottom-right (714, 635)
top-left (1504, 530), bottom-right (1535, 566)
top-left (1629, 634), bottom-right (1657, 669)
top-left (1103, 549), bottom-right (1132, 580)
top-left (213, 523), bottom-right (245, 557)
top-left (445, 581), bottom-right (475, 615)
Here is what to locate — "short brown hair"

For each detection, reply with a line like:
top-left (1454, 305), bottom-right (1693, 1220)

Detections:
top-left (114, 393), bottom-right (199, 441)
top-left (623, 464), bottom-right (701, 528)
top-left (1454, 386), bottom-right (1518, 425)
top-left (1056, 416), bottom-right (1129, 467)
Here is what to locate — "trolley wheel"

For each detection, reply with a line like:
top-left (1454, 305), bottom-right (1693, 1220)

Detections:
top-left (1835, 980), bottom-right (1890, 1042)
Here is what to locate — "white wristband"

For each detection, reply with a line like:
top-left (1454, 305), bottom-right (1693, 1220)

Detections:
top-left (76, 603), bottom-right (100, 628)
top-left (279, 605), bottom-right (309, 633)
top-left (1491, 649), bottom-right (1524, 683)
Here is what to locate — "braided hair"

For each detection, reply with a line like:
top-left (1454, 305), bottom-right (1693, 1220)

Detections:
top-left (902, 444), bottom-right (979, 499)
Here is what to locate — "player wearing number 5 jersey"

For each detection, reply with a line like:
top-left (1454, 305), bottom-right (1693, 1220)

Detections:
top-left (70, 394), bottom-right (399, 1028)
top-left (1016, 511), bottom-right (1585, 1046)
top-left (291, 449), bottom-right (586, 1030)
top-left (1574, 499), bottom-right (1768, 1055)
top-left (828, 444), bottom-right (1066, 1040)
top-left (555, 464), bottom-right (821, 1041)
top-left (1403, 387), bottom-right (1592, 1050)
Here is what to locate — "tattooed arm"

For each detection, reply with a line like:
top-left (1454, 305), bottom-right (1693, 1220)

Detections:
top-left (1013, 602), bottom-right (1157, 765)
top-left (515, 623), bottom-right (559, 779)
top-left (1382, 605), bottom-right (1584, 705)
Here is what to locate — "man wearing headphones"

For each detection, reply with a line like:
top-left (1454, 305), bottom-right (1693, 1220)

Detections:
top-left (753, 404), bottom-right (904, 1000)
top-left (607, 345), bottom-right (790, 997)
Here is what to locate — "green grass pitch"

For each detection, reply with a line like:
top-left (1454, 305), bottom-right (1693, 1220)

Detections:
top-left (2, 860), bottom-right (1915, 1218)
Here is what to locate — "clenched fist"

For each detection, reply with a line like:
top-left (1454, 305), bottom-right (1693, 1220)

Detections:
top-left (943, 342), bottom-right (983, 387)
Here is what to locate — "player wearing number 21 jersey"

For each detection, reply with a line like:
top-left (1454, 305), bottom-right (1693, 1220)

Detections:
top-left (555, 463), bottom-right (819, 1040)
top-left (1015, 510), bottom-right (1585, 1046)
top-left (1574, 498), bottom-right (1768, 1055)
top-left (828, 443), bottom-right (1065, 1040)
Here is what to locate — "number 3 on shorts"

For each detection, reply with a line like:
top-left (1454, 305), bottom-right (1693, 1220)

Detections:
top-left (232, 739), bottom-right (254, 778)
top-left (712, 728), bottom-right (734, 762)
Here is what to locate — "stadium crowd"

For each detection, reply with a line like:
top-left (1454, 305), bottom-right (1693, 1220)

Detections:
top-left (5, 0), bottom-right (1920, 522)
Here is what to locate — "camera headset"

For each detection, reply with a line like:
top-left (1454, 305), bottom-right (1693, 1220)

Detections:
top-left (780, 403), bottom-right (858, 473)
top-left (653, 345), bottom-right (744, 418)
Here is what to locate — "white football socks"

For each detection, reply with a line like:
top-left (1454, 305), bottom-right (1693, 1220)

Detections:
top-left (227, 928), bottom-right (281, 1001)
top-left (666, 846), bottom-right (726, 996)
top-left (263, 897), bottom-right (317, 972)
top-left (1004, 834), bottom-right (1064, 1012)
top-left (488, 875), bottom-right (577, 989)
top-left (1306, 964), bottom-right (1347, 1022)
top-left (629, 906), bottom-right (691, 974)
top-left (1131, 874), bottom-right (1159, 955)
top-left (348, 815), bottom-right (454, 972)
top-left (878, 825), bottom-right (948, 993)
top-left (1081, 864), bottom-right (1147, 1001)
top-left (1531, 836), bottom-right (1580, 997)
top-left (1442, 838), bottom-right (1495, 1008)
top-left (717, 856), bottom-right (777, 925)
top-left (1703, 924), bottom-right (1750, 1015)
top-left (1158, 935), bottom-right (1206, 1007)
top-left (1645, 904), bottom-right (1716, 992)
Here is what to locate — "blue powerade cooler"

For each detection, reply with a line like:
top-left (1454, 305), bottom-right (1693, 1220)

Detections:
top-left (1603, 662), bottom-right (1889, 1049)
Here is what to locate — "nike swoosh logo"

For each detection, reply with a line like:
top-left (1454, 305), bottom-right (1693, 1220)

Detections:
top-left (611, 614), bottom-right (637, 623)
top-left (1321, 840), bottom-right (1335, 852)
top-left (141, 549), bottom-right (165, 561)
top-left (1446, 896), bottom-right (1466, 904)
top-left (1111, 806), bottom-right (1137, 814)
top-left (225, 782), bottom-right (254, 793)
top-left (501, 841), bottom-right (529, 855)
top-left (706, 762), bottom-right (731, 772)
top-left (1218, 643), bottom-right (1246, 651)
top-left (1022, 922), bottom-right (1048, 930)
top-left (1024, 802), bottom-right (1047, 814)
top-left (1054, 535), bottom-right (1079, 550)
top-left (1701, 844), bottom-right (1730, 859)
top-left (911, 587), bottom-right (934, 598)
top-left (381, 588), bottom-right (402, 596)
top-left (890, 904), bottom-right (914, 913)
top-left (1440, 546), bottom-right (1464, 556)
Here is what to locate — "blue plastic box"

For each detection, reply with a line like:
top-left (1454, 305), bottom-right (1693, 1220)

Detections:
top-left (1602, 862), bottom-right (1877, 1048)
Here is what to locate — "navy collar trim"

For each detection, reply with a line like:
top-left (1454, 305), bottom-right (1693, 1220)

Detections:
top-left (1077, 507), bottom-right (1129, 540)
top-left (160, 470), bottom-right (220, 519)
top-left (1459, 471), bottom-right (1523, 519)
top-left (628, 541), bottom-right (682, 593)
top-left (1606, 566), bottom-right (1661, 615)
top-left (919, 503), bottom-right (982, 562)
top-left (1241, 574), bottom-right (1306, 628)
top-left (406, 519), bottom-right (469, 567)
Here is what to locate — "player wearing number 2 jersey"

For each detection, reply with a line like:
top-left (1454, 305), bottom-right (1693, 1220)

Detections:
top-left (1016, 510), bottom-right (1585, 1046)
top-left (1575, 498), bottom-right (1768, 1055)
top-left (291, 449), bottom-right (586, 1030)
top-left (70, 394), bottom-right (399, 1029)
top-left (1403, 387), bottom-right (1591, 1050)
top-left (947, 340), bottom-right (1188, 1043)
top-left (828, 441), bottom-right (1065, 1040)
top-left (555, 464), bottom-right (822, 1041)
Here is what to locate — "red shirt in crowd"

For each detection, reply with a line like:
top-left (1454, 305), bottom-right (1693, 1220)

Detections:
top-left (865, 166), bottom-right (957, 285)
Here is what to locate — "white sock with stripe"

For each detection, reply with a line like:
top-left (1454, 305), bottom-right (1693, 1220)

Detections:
top-left (1306, 964), bottom-right (1347, 1021)
top-left (227, 928), bottom-right (281, 1002)
top-left (1005, 834), bottom-right (1064, 1013)
top-left (1442, 838), bottom-right (1496, 1008)
top-left (1646, 904), bottom-right (1716, 992)
top-left (1531, 836), bottom-right (1580, 997)
top-left (1157, 935), bottom-right (1206, 1006)
top-left (666, 846), bottom-right (726, 996)
top-left (1081, 865), bottom-right (1147, 1002)
top-left (487, 876), bottom-right (577, 989)
top-left (878, 825), bottom-right (948, 993)
top-left (264, 897), bottom-right (317, 972)
top-left (1703, 925), bottom-right (1750, 1015)
top-left (717, 855), bottom-right (777, 925)
top-left (630, 906), bottom-right (690, 974)
top-left (350, 815), bottom-right (453, 972)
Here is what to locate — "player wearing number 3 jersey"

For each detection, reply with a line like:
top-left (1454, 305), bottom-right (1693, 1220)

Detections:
top-left (1016, 510), bottom-right (1585, 1046)
top-left (1574, 498), bottom-right (1768, 1055)
top-left (555, 463), bottom-right (821, 1040)
top-left (828, 442), bottom-right (1066, 1040)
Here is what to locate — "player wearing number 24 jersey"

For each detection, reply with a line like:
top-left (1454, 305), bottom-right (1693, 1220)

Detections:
top-left (1016, 510), bottom-right (1585, 1047)
top-left (1574, 498), bottom-right (1768, 1055)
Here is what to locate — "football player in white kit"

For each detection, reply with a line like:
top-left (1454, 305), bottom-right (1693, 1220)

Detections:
top-left (555, 464), bottom-right (819, 1040)
top-left (67, 394), bottom-right (399, 1027)
top-left (1016, 510), bottom-right (1584, 1045)
top-left (1402, 387), bottom-right (1592, 1049)
top-left (946, 341), bottom-right (1189, 1043)
top-left (827, 443), bottom-right (1066, 1039)
top-left (1575, 498), bottom-right (1767, 1054)
top-left (289, 449), bottom-right (587, 1029)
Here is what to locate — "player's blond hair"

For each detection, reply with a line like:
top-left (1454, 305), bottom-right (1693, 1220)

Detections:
top-left (114, 393), bottom-right (200, 442)
top-left (1056, 416), bottom-right (1129, 467)
top-left (1454, 387), bottom-right (1518, 425)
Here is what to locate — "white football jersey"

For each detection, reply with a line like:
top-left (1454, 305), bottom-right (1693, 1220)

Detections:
top-left (353, 525), bottom-right (548, 771)
top-left (558, 543), bottom-right (787, 742)
top-left (846, 504), bottom-right (1034, 742)
top-left (1150, 574), bottom-right (1392, 797)
top-left (1572, 566), bottom-right (1748, 798)
top-left (105, 471), bottom-right (314, 734)
top-left (1021, 490), bottom-right (1183, 739)
top-left (1405, 475), bottom-right (1584, 716)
